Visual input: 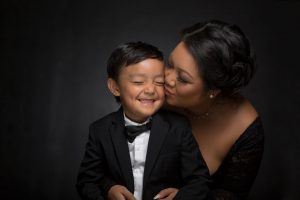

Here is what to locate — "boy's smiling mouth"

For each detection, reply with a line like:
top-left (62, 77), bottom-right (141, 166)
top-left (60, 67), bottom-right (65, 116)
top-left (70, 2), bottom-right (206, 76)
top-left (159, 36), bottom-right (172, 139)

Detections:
top-left (138, 98), bottom-right (156, 105)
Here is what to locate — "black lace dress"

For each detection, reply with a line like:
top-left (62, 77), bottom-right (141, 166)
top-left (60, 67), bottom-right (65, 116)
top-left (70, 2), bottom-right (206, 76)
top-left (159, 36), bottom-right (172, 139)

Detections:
top-left (209, 117), bottom-right (264, 200)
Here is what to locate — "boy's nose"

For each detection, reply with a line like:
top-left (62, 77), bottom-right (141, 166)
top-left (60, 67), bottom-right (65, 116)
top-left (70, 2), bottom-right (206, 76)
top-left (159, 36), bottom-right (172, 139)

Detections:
top-left (144, 84), bottom-right (155, 94)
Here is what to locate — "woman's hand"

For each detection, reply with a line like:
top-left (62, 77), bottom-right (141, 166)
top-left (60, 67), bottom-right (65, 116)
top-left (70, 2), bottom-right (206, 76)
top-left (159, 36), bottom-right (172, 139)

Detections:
top-left (108, 185), bottom-right (136, 200)
top-left (154, 188), bottom-right (179, 200)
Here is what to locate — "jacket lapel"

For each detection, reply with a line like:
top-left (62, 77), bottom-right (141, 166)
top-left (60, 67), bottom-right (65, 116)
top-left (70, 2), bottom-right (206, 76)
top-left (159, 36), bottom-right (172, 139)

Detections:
top-left (109, 108), bottom-right (134, 192)
top-left (143, 112), bottom-right (169, 185)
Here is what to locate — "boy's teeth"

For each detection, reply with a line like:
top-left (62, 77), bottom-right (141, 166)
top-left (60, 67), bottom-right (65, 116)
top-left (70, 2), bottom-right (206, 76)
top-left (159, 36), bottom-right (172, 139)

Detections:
top-left (140, 99), bottom-right (154, 103)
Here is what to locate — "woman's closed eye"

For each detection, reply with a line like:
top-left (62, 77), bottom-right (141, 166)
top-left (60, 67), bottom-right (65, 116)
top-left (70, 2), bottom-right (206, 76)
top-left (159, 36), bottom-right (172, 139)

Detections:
top-left (177, 76), bottom-right (189, 84)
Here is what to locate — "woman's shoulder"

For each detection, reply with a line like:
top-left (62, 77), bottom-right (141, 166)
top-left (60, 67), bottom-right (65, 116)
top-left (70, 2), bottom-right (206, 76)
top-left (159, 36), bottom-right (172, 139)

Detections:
top-left (236, 97), bottom-right (258, 125)
top-left (212, 115), bottom-right (264, 198)
top-left (230, 97), bottom-right (260, 138)
top-left (233, 116), bottom-right (264, 149)
top-left (218, 97), bottom-right (263, 155)
top-left (229, 97), bottom-right (264, 153)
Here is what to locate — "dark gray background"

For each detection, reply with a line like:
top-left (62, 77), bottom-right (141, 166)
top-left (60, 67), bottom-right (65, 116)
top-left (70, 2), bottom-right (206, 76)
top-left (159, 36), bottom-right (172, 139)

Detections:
top-left (1, 0), bottom-right (300, 199)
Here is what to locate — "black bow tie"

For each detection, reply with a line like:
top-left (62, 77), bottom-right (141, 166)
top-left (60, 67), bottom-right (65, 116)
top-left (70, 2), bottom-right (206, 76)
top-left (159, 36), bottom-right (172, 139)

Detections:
top-left (125, 121), bottom-right (152, 143)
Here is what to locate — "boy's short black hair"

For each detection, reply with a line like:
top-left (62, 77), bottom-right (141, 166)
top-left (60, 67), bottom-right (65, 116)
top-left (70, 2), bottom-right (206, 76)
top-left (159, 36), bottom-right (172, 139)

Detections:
top-left (107, 41), bottom-right (164, 102)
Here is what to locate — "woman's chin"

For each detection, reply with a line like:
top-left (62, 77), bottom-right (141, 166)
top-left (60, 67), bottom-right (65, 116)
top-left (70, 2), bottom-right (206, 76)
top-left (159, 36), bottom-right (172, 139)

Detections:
top-left (165, 97), bottom-right (178, 107)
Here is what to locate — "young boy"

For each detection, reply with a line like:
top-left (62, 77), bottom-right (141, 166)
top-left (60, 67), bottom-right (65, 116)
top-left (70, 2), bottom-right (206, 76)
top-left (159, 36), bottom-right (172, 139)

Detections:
top-left (76, 42), bottom-right (211, 200)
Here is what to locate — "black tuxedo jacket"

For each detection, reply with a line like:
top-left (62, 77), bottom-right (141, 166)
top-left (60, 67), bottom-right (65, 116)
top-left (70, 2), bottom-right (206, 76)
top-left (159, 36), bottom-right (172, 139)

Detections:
top-left (76, 108), bottom-right (211, 200)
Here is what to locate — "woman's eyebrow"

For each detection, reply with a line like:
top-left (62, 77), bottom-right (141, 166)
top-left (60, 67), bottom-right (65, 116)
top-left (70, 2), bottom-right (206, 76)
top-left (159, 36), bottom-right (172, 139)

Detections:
top-left (177, 67), bottom-right (194, 79)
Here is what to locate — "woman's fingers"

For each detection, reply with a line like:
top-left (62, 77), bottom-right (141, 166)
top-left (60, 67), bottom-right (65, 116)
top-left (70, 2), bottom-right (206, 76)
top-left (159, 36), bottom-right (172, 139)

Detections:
top-left (108, 185), bottom-right (136, 200)
top-left (121, 188), bottom-right (136, 200)
top-left (154, 188), bottom-right (179, 199)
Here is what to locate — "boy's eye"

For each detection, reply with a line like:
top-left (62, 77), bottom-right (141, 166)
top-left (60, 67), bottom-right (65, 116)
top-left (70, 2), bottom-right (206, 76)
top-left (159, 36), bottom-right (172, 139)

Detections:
top-left (155, 81), bottom-right (165, 86)
top-left (133, 81), bottom-right (144, 84)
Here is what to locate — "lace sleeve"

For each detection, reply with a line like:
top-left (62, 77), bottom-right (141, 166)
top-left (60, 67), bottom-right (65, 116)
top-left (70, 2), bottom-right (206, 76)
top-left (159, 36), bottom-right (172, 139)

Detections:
top-left (209, 118), bottom-right (264, 200)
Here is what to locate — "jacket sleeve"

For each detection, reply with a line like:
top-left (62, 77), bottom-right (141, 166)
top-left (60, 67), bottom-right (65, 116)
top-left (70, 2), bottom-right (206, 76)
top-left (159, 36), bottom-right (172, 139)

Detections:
top-left (76, 123), bottom-right (116, 200)
top-left (174, 121), bottom-right (212, 200)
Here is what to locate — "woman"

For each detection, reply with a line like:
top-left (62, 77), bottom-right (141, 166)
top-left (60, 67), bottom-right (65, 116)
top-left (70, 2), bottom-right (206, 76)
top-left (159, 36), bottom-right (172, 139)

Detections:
top-left (158, 20), bottom-right (264, 199)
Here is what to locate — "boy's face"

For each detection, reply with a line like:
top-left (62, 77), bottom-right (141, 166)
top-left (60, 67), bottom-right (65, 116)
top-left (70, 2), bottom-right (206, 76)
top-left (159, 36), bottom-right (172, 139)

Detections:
top-left (108, 59), bottom-right (165, 123)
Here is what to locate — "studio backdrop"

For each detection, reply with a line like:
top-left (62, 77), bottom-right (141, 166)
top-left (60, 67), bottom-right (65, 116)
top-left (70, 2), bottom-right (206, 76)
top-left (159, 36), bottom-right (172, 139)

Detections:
top-left (1, 0), bottom-right (300, 199)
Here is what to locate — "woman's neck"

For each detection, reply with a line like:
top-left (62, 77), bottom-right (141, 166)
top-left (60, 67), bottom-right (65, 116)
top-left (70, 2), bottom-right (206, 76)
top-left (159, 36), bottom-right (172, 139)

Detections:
top-left (185, 93), bottom-right (243, 124)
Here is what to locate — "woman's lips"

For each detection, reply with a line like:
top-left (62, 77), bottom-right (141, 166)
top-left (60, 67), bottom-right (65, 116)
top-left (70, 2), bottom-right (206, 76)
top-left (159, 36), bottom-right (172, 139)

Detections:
top-left (164, 88), bottom-right (174, 96)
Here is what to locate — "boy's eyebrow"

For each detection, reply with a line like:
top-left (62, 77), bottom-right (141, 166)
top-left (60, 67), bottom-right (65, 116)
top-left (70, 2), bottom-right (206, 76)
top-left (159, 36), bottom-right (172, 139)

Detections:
top-left (129, 73), bottom-right (164, 78)
top-left (129, 74), bottom-right (146, 78)
top-left (154, 74), bottom-right (164, 78)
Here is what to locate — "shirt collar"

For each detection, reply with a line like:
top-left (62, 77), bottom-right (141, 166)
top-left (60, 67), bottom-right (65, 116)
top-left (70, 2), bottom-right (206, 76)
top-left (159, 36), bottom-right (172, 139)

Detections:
top-left (123, 113), bottom-right (151, 126)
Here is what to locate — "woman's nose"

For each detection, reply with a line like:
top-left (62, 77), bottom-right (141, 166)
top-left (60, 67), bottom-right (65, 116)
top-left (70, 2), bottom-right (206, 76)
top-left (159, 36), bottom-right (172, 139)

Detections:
top-left (165, 68), bottom-right (176, 87)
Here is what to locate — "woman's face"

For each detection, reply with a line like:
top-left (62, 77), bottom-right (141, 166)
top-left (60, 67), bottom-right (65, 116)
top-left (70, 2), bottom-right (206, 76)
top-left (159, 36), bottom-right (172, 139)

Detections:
top-left (165, 42), bottom-right (210, 109)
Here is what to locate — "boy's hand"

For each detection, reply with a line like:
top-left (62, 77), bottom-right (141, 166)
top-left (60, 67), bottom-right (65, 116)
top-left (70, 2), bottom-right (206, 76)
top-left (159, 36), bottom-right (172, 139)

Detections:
top-left (108, 185), bottom-right (136, 200)
top-left (153, 188), bottom-right (178, 200)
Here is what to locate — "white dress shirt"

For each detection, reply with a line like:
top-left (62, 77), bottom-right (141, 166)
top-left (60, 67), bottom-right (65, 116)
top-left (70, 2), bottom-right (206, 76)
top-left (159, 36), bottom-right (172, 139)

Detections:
top-left (124, 114), bottom-right (151, 200)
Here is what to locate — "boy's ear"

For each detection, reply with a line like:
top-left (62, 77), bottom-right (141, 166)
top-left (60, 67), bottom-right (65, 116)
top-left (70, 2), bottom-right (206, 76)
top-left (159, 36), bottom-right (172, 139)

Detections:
top-left (107, 78), bottom-right (120, 97)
